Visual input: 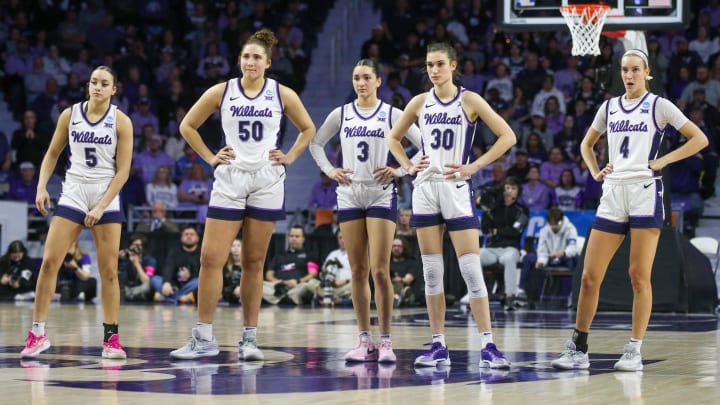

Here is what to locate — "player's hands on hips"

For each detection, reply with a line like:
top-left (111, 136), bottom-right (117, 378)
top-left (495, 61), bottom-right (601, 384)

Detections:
top-left (648, 157), bottom-right (667, 172)
top-left (269, 149), bottom-right (293, 166)
top-left (444, 163), bottom-right (477, 180)
top-left (593, 163), bottom-right (613, 182)
top-left (35, 188), bottom-right (51, 216)
top-left (210, 146), bottom-right (235, 167)
top-left (85, 206), bottom-right (103, 227)
top-left (373, 166), bottom-right (397, 184)
top-left (328, 168), bottom-right (353, 185)
top-left (407, 155), bottom-right (430, 176)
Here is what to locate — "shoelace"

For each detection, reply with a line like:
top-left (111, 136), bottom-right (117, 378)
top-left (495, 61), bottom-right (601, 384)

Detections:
top-left (104, 339), bottom-right (123, 349)
top-left (379, 340), bottom-right (393, 350)
top-left (620, 350), bottom-right (637, 360)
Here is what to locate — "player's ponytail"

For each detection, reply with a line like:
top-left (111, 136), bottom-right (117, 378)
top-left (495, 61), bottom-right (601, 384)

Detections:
top-left (242, 29), bottom-right (278, 62)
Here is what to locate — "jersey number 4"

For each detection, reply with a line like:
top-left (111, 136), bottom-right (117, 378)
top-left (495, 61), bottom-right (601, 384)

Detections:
top-left (238, 120), bottom-right (263, 142)
top-left (619, 136), bottom-right (630, 159)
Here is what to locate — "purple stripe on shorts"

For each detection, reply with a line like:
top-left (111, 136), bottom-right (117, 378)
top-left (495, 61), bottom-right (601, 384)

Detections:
top-left (207, 206), bottom-right (245, 221)
top-left (54, 205), bottom-right (87, 225)
top-left (97, 209), bottom-right (125, 224)
top-left (592, 216), bottom-right (629, 234)
top-left (445, 215), bottom-right (480, 231)
top-left (411, 213), bottom-right (443, 228)
top-left (246, 205), bottom-right (286, 221)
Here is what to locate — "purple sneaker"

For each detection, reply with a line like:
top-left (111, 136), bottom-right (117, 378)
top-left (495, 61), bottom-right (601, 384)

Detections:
top-left (414, 342), bottom-right (451, 367)
top-left (481, 343), bottom-right (511, 369)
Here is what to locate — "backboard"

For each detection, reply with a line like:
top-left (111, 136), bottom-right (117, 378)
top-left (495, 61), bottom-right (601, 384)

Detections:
top-left (498, 0), bottom-right (688, 31)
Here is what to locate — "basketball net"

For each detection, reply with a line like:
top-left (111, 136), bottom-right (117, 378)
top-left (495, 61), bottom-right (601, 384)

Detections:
top-left (560, 4), bottom-right (611, 56)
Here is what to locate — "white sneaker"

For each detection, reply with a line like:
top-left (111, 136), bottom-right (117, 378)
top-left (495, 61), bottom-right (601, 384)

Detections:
top-left (239, 332), bottom-right (264, 361)
top-left (170, 328), bottom-right (219, 359)
top-left (614, 344), bottom-right (643, 371)
top-left (551, 340), bottom-right (590, 370)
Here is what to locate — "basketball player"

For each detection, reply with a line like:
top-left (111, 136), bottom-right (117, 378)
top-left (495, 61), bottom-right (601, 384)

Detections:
top-left (552, 49), bottom-right (708, 372)
top-left (387, 42), bottom-right (516, 369)
top-left (170, 29), bottom-right (316, 360)
top-left (309, 59), bottom-right (423, 363)
top-left (21, 66), bottom-right (132, 359)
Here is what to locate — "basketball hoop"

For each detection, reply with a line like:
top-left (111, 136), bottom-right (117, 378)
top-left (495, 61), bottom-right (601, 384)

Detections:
top-left (560, 4), bottom-right (611, 56)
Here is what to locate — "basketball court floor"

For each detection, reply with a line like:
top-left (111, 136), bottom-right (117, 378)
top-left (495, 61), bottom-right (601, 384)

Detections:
top-left (1, 302), bottom-right (718, 404)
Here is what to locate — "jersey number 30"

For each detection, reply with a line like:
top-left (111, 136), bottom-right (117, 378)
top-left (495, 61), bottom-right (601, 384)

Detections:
top-left (429, 129), bottom-right (455, 150)
top-left (238, 121), bottom-right (263, 142)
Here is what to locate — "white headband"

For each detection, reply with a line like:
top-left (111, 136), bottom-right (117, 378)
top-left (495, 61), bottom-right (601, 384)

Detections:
top-left (623, 49), bottom-right (653, 80)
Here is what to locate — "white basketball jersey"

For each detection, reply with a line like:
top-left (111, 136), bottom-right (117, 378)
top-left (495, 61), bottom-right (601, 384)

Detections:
top-left (339, 101), bottom-right (394, 183)
top-left (221, 78), bottom-right (283, 171)
top-left (604, 93), bottom-right (663, 182)
top-left (66, 102), bottom-right (118, 182)
top-left (416, 88), bottom-right (476, 183)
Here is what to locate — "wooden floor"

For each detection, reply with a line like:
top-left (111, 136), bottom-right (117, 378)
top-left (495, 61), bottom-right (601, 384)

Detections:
top-left (1, 301), bottom-right (718, 404)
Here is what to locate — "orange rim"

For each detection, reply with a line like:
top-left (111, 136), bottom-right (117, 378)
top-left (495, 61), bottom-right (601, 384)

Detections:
top-left (559, 4), bottom-right (611, 15)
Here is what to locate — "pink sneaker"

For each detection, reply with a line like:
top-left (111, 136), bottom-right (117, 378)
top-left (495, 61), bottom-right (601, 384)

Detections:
top-left (102, 334), bottom-right (127, 359)
top-left (344, 338), bottom-right (377, 362)
top-left (378, 340), bottom-right (397, 363)
top-left (20, 331), bottom-right (50, 358)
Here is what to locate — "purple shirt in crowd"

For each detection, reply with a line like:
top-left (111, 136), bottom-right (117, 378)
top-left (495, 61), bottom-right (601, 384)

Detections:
top-left (540, 161), bottom-right (570, 185)
top-left (520, 182), bottom-right (551, 211)
top-left (133, 151), bottom-right (175, 184)
top-left (178, 179), bottom-right (213, 207)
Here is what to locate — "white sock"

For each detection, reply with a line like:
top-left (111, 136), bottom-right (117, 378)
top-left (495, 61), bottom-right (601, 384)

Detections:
top-left (196, 322), bottom-right (213, 341)
top-left (32, 322), bottom-right (45, 336)
top-left (629, 338), bottom-right (642, 352)
top-left (480, 331), bottom-right (493, 348)
top-left (243, 326), bottom-right (257, 340)
top-left (380, 334), bottom-right (391, 342)
top-left (359, 330), bottom-right (372, 342)
top-left (432, 333), bottom-right (446, 347)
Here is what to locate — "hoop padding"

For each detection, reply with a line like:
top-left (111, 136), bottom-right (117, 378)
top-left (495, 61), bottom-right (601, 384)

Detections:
top-left (560, 4), bottom-right (611, 56)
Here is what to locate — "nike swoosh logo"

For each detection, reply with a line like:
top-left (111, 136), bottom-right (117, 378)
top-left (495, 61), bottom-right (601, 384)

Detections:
top-left (456, 183), bottom-right (466, 189)
top-left (230, 96), bottom-right (241, 101)
top-left (609, 110), bottom-right (618, 115)
top-left (72, 121), bottom-right (83, 125)
top-left (425, 103), bottom-right (436, 108)
top-left (643, 183), bottom-right (652, 189)
top-left (344, 116), bottom-right (354, 121)
top-left (367, 348), bottom-right (376, 354)
top-left (382, 184), bottom-right (391, 190)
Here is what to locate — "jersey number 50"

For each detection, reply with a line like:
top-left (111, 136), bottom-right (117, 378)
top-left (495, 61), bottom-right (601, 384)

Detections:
top-left (238, 120), bottom-right (263, 142)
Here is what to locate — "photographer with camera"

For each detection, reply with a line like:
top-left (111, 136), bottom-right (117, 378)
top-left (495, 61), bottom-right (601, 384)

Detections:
top-left (390, 236), bottom-right (422, 307)
top-left (221, 238), bottom-right (243, 305)
top-left (151, 225), bottom-right (201, 304)
top-left (57, 238), bottom-right (97, 302)
top-left (314, 230), bottom-right (351, 306)
top-left (479, 177), bottom-right (529, 311)
top-left (118, 234), bottom-right (157, 301)
top-left (0, 241), bottom-right (37, 301)
top-left (262, 225), bottom-right (319, 305)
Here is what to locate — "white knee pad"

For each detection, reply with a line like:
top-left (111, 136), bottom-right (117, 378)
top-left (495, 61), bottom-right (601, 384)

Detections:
top-left (421, 254), bottom-right (444, 296)
top-left (459, 253), bottom-right (488, 298)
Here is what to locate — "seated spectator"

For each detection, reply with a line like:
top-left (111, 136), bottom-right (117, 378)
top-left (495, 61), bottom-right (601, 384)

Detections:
top-left (553, 169), bottom-right (582, 211)
top-left (145, 166), bottom-right (178, 208)
top-left (133, 134), bottom-right (175, 184)
top-left (222, 238), bottom-right (243, 305)
top-left (135, 201), bottom-right (180, 233)
top-left (395, 208), bottom-right (415, 236)
top-left (151, 225), bottom-right (201, 304)
top-left (262, 225), bottom-right (320, 305)
top-left (668, 138), bottom-right (705, 236)
top-left (543, 96), bottom-right (566, 136)
top-left (307, 172), bottom-right (338, 212)
top-left (57, 239), bottom-right (96, 302)
top-left (177, 162), bottom-right (213, 223)
top-left (480, 177), bottom-right (529, 310)
top-left (174, 142), bottom-right (212, 182)
top-left (7, 162), bottom-right (38, 205)
top-left (519, 165), bottom-right (551, 210)
top-left (540, 147), bottom-right (571, 189)
top-left (525, 132), bottom-right (549, 166)
top-left (520, 112), bottom-right (554, 152)
top-left (506, 148), bottom-right (530, 182)
top-left (130, 97), bottom-right (160, 137)
top-left (0, 240), bottom-right (37, 301)
top-left (315, 230), bottom-right (351, 306)
top-left (390, 236), bottom-right (421, 307)
top-left (520, 207), bottom-right (580, 305)
top-left (12, 110), bottom-right (50, 171)
top-left (476, 162), bottom-right (506, 208)
top-left (118, 234), bottom-right (157, 301)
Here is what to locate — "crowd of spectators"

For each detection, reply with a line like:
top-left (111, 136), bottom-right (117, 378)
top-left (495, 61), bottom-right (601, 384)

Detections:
top-left (1, 1), bottom-right (720, 307)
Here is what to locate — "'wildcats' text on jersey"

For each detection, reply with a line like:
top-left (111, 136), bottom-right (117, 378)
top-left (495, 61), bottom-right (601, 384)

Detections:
top-left (604, 92), bottom-right (663, 183)
top-left (416, 87), bottom-right (476, 184)
top-left (66, 102), bottom-right (118, 182)
top-left (221, 78), bottom-right (283, 171)
top-left (339, 101), bottom-right (394, 183)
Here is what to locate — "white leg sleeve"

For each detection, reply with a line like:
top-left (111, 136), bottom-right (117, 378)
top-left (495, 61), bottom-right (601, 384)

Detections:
top-left (459, 253), bottom-right (488, 298)
top-left (421, 254), bottom-right (444, 296)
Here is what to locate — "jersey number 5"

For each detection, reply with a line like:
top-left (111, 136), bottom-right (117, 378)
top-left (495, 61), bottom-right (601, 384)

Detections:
top-left (238, 121), bottom-right (263, 142)
top-left (619, 136), bottom-right (630, 159)
top-left (85, 147), bottom-right (98, 167)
